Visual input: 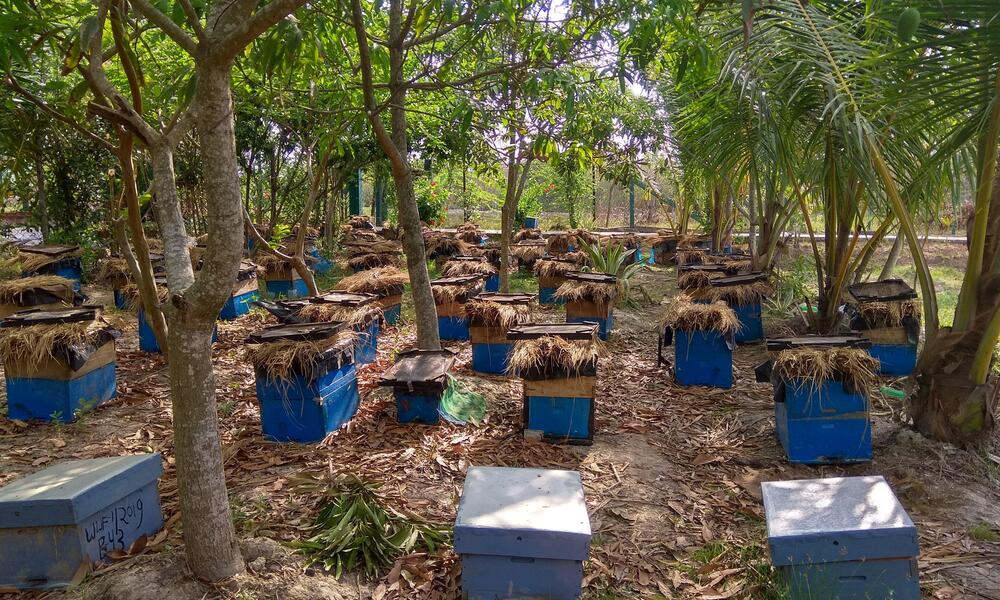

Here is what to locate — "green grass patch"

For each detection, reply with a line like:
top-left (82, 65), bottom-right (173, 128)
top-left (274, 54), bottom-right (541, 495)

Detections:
top-left (969, 522), bottom-right (1000, 542)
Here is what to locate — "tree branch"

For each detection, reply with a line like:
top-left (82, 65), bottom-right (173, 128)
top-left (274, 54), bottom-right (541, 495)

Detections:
top-left (129, 0), bottom-right (199, 55)
top-left (177, 0), bottom-right (208, 42)
top-left (1, 76), bottom-right (115, 152)
top-left (214, 0), bottom-right (309, 62)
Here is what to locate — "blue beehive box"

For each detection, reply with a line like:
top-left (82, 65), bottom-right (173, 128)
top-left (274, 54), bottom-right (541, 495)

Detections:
top-left (509, 323), bottom-right (600, 444)
top-left (112, 288), bottom-right (128, 310)
top-left (767, 336), bottom-right (874, 464)
top-left (669, 327), bottom-right (734, 388)
top-left (455, 466), bottom-right (590, 600)
top-left (867, 342), bottom-right (918, 376)
top-left (373, 284), bottom-right (405, 327)
top-left (522, 217), bottom-right (540, 229)
top-left (432, 275), bottom-right (484, 342)
top-left (846, 279), bottom-right (920, 376)
top-left (762, 476), bottom-right (920, 599)
top-left (305, 292), bottom-right (383, 365)
top-left (139, 307), bottom-right (216, 353)
top-left (219, 262), bottom-right (260, 320)
top-left (249, 322), bottom-right (360, 443)
top-left (733, 302), bottom-right (763, 342)
top-left (562, 271), bottom-right (617, 341)
top-left (0, 454), bottom-right (164, 589)
top-left (705, 272), bottom-right (769, 343)
top-left (20, 245), bottom-right (83, 292)
top-left (468, 293), bottom-right (534, 375)
top-left (264, 261), bottom-right (309, 298)
top-left (3, 308), bottom-right (118, 423)
top-left (379, 349), bottom-right (456, 425)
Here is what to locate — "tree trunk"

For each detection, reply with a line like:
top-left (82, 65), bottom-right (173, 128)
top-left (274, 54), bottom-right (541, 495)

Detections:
top-left (878, 231), bottom-right (904, 280)
top-left (164, 59), bottom-right (247, 582)
top-left (394, 164), bottom-right (441, 349)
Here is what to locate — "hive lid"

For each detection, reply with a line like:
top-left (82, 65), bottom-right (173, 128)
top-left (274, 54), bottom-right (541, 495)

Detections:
top-left (431, 275), bottom-right (484, 286)
top-left (19, 244), bottom-right (79, 257)
top-left (507, 323), bottom-right (598, 340)
top-left (678, 264), bottom-right (731, 273)
top-left (709, 273), bottom-right (769, 288)
top-left (471, 292), bottom-right (535, 305)
top-left (237, 261), bottom-right (258, 280)
top-left (762, 476), bottom-right (918, 566)
top-left (514, 239), bottom-right (547, 246)
top-left (379, 349), bottom-right (456, 387)
top-left (311, 292), bottom-right (379, 307)
top-left (766, 335), bottom-right (871, 351)
top-left (847, 279), bottom-right (917, 303)
top-left (1, 306), bottom-right (100, 327)
top-left (455, 467), bottom-right (591, 561)
top-left (0, 454), bottom-right (163, 528)
top-left (564, 271), bottom-right (617, 285)
top-left (449, 255), bottom-right (487, 262)
top-left (246, 322), bottom-right (345, 344)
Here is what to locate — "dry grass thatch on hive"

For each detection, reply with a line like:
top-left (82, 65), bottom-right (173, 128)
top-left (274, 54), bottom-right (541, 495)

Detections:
top-left (661, 298), bottom-right (740, 334)
top-left (0, 320), bottom-right (103, 370)
top-left (534, 259), bottom-right (577, 278)
top-left (691, 280), bottom-right (773, 304)
top-left (345, 215), bottom-right (375, 230)
top-left (546, 233), bottom-right (576, 255)
top-left (507, 335), bottom-right (605, 378)
top-left (8, 247), bottom-right (81, 274)
top-left (773, 347), bottom-right (878, 392)
top-left (95, 257), bottom-right (132, 285)
top-left (675, 249), bottom-right (708, 265)
top-left (510, 244), bottom-right (545, 264)
top-left (335, 267), bottom-right (408, 297)
top-left (464, 299), bottom-right (531, 330)
top-left (455, 223), bottom-right (482, 243)
top-left (553, 279), bottom-right (617, 304)
top-left (246, 333), bottom-right (355, 382)
top-left (431, 282), bottom-right (478, 305)
top-left (346, 253), bottom-right (402, 270)
top-left (0, 276), bottom-right (76, 305)
top-left (425, 235), bottom-right (472, 258)
top-left (296, 303), bottom-right (383, 327)
top-left (120, 282), bottom-right (169, 309)
top-left (441, 259), bottom-right (496, 277)
top-left (571, 228), bottom-right (599, 247)
top-left (677, 269), bottom-right (718, 290)
top-left (513, 228), bottom-right (542, 242)
top-left (855, 299), bottom-right (921, 328)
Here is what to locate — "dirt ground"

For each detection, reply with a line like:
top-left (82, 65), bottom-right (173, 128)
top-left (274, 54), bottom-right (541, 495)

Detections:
top-left (1, 254), bottom-right (999, 599)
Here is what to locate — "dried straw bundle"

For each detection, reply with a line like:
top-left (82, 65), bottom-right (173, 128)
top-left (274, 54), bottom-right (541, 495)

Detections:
top-left (347, 253), bottom-right (402, 270)
top-left (563, 251), bottom-right (588, 265)
top-left (297, 303), bottom-right (383, 327)
top-left (507, 335), bottom-right (604, 378)
top-left (247, 332), bottom-right (355, 382)
top-left (553, 280), bottom-right (617, 304)
top-left (350, 240), bottom-right (402, 255)
top-left (0, 276), bottom-right (75, 304)
top-left (120, 282), bottom-right (169, 309)
top-left (534, 259), bottom-right (576, 278)
top-left (0, 320), bottom-right (100, 370)
top-left (513, 228), bottom-right (542, 242)
top-left (571, 229), bottom-right (599, 247)
top-left (146, 238), bottom-right (164, 254)
top-left (96, 257), bottom-right (132, 285)
top-left (677, 270), bottom-right (718, 290)
top-left (464, 299), bottom-right (530, 330)
top-left (662, 299), bottom-right (740, 334)
top-left (691, 281), bottom-right (772, 304)
top-left (335, 267), bottom-right (408, 297)
top-left (15, 248), bottom-right (82, 274)
top-left (773, 347), bottom-right (878, 393)
top-left (441, 259), bottom-right (496, 277)
top-left (456, 223), bottom-right (482, 243)
top-left (346, 215), bottom-right (374, 230)
top-left (856, 299), bottom-right (921, 328)
top-left (546, 233), bottom-right (576, 255)
top-left (675, 249), bottom-right (708, 265)
top-left (256, 253), bottom-right (289, 272)
top-left (432, 283), bottom-right (475, 305)
top-left (511, 244), bottom-right (545, 264)
top-left (426, 235), bottom-right (472, 258)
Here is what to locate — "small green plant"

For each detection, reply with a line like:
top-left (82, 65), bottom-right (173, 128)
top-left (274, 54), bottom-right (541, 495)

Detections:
top-left (293, 476), bottom-right (450, 578)
top-left (218, 398), bottom-right (238, 417)
top-left (969, 522), bottom-right (1000, 542)
top-left (269, 224), bottom-right (292, 246)
top-left (578, 239), bottom-right (646, 305)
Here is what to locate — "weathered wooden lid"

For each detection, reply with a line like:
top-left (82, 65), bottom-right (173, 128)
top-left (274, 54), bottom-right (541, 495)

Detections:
top-left (847, 279), bottom-right (917, 303)
top-left (431, 275), bottom-right (484, 286)
top-left (246, 322), bottom-right (345, 344)
top-left (709, 272), bottom-right (769, 287)
top-left (311, 291), bottom-right (379, 306)
top-left (472, 292), bottom-right (535, 305)
top-left (449, 255), bottom-right (487, 262)
top-left (379, 349), bottom-right (456, 386)
top-left (766, 335), bottom-right (871, 351)
top-left (514, 239), bottom-right (547, 246)
top-left (507, 322), bottom-right (598, 340)
top-left (564, 271), bottom-right (617, 285)
top-left (678, 264), bottom-right (731, 273)
top-left (19, 244), bottom-right (79, 256)
top-left (1, 306), bottom-right (100, 327)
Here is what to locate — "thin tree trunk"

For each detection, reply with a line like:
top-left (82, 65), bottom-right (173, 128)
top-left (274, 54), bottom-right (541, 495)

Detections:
top-left (878, 231), bottom-right (904, 280)
top-left (33, 133), bottom-right (49, 242)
